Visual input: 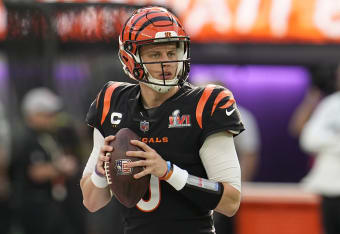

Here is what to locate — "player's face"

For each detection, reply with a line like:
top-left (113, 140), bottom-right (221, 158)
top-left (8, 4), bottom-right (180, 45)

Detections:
top-left (28, 112), bottom-right (58, 131)
top-left (140, 43), bottom-right (178, 80)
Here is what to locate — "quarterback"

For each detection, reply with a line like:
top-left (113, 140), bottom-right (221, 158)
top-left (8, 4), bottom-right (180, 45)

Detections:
top-left (80, 6), bottom-right (244, 234)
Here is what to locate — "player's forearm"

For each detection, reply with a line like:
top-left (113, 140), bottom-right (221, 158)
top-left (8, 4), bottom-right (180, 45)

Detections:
top-left (214, 182), bottom-right (241, 217)
top-left (80, 174), bottom-right (111, 212)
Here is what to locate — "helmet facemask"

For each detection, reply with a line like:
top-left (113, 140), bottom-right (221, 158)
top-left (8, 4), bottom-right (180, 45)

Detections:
top-left (119, 37), bottom-right (190, 93)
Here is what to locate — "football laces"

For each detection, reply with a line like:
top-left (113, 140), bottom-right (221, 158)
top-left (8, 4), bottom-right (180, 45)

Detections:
top-left (104, 161), bottom-right (112, 185)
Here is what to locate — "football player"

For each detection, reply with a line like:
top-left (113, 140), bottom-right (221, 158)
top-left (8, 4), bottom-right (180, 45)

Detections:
top-left (80, 6), bottom-right (244, 234)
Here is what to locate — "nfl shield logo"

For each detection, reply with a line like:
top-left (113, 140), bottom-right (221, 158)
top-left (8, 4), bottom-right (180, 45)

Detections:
top-left (115, 159), bottom-right (132, 175)
top-left (140, 120), bottom-right (149, 132)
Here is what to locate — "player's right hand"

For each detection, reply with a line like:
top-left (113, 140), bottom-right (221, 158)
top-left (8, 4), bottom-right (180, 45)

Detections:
top-left (96, 135), bottom-right (115, 176)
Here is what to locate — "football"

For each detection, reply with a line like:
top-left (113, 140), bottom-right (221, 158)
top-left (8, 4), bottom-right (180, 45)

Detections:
top-left (104, 128), bottom-right (150, 208)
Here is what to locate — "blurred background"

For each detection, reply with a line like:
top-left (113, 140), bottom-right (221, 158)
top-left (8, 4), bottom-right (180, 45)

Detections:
top-left (0, 0), bottom-right (339, 234)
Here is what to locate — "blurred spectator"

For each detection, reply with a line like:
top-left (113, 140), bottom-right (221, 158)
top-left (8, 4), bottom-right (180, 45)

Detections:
top-left (289, 65), bottom-right (336, 137)
top-left (10, 87), bottom-right (85, 234)
top-left (234, 106), bottom-right (261, 182)
top-left (299, 64), bottom-right (340, 234)
top-left (0, 101), bottom-right (11, 234)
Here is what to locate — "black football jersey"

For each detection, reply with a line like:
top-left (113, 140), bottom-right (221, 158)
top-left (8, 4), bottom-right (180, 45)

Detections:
top-left (86, 81), bottom-right (244, 234)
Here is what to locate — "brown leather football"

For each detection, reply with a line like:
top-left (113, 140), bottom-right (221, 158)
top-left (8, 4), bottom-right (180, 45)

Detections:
top-left (104, 128), bottom-right (150, 208)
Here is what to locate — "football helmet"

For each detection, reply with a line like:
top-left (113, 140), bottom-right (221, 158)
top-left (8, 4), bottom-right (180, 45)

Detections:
top-left (118, 6), bottom-right (190, 93)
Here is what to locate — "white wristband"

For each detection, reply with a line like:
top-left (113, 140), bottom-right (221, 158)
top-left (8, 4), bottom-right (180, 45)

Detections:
top-left (91, 170), bottom-right (108, 188)
top-left (166, 164), bottom-right (189, 191)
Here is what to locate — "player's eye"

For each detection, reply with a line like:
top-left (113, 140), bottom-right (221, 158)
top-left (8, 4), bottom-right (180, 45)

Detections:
top-left (148, 52), bottom-right (160, 59)
top-left (167, 51), bottom-right (176, 58)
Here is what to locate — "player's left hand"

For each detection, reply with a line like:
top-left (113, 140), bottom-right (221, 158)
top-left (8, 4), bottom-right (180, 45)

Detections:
top-left (126, 140), bottom-right (167, 179)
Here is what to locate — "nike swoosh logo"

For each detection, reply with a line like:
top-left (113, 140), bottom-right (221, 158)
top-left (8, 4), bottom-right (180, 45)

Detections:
top-left (226, 108), bottom-right (235, 116)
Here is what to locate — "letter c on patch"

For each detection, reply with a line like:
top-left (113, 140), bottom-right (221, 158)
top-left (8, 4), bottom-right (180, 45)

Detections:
top-left (111, 112), bottom-right (122, 125)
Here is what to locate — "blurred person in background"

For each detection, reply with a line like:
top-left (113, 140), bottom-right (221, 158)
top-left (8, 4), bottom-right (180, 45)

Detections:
top-left (0, 101), bottom-right (11, 234)
top-left (10, 87), bottom-right (85, 234)
top-left (289, 64), bottom-right (336, 138)
top-left (234, 106), bottom-right (260, 182)
top-left (299, 64), bottom-right (340, 234)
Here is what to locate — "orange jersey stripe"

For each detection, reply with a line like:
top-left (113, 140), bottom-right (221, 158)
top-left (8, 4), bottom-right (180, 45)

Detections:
top-left (196, 85), bottom-right (216, 129)
top-left (219, 99), bottom-right (235, 109)
top-left (100, 82), bottom-right (121, 125)
top-left (211, 89), bottom-right (235, 116)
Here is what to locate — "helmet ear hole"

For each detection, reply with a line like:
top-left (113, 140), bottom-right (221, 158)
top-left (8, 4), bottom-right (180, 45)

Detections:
top-left (133, 69), bottom-right (139, 78)
top-left (133, 67), bottom-right (144, 80)
top-left (125, 43), bottom-right (133, 52)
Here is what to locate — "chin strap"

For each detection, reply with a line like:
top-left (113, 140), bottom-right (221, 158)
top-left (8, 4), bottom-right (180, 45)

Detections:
top-left (144, 76), bottom-right (178, 93)
top-left (144, 83), bottom-right (172, 93)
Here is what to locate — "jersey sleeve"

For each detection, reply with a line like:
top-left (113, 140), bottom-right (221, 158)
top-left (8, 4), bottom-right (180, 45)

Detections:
top-left (197, 85), bottom-right (245, 144)
top-left (86, 99), bottom-right (99, 128)
top-left (85, 82), bottom-right (112, 135)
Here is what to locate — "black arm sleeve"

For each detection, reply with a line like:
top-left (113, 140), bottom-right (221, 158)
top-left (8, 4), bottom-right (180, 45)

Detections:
top-left (179, 174), bottom-right (224, 211)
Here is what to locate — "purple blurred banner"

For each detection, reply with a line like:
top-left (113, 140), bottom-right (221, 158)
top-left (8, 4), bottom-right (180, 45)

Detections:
top-left (190, 65), bottom-right (311, 182)
top-left (0, 55), bottom-right (9, 105)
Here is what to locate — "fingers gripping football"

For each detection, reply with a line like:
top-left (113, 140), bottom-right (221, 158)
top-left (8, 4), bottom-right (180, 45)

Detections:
top-left (96, 135), bottom-right (115, 176)
top-left (126, 140), bottom-right (168, 179)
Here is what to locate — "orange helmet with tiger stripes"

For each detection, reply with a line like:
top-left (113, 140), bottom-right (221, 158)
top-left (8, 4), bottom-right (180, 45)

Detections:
top-left (118, 6), bottom-right (190, 93)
